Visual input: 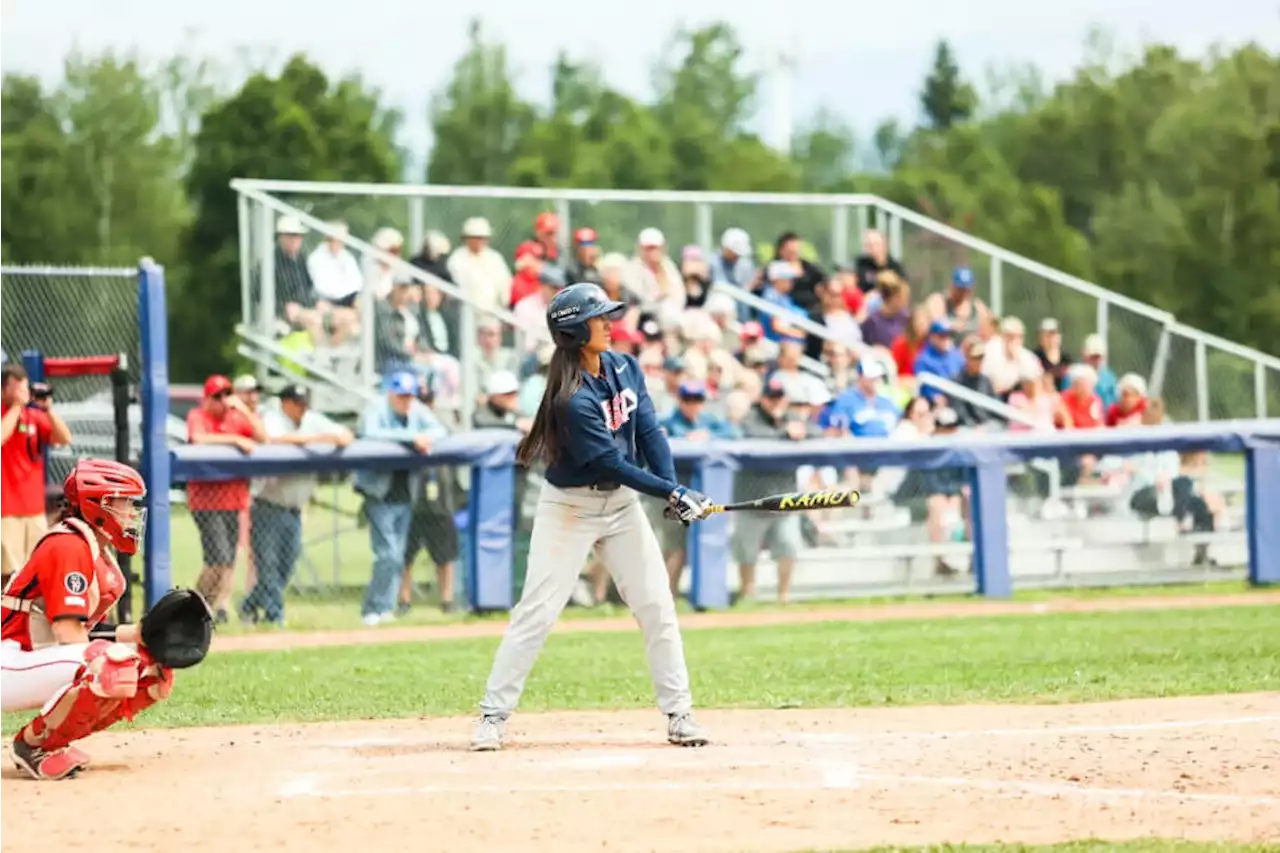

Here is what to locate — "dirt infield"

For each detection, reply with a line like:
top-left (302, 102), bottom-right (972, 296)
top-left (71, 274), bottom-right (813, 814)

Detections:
top-left (216, 590), bottom-right (1280, 653)
top-left (3, 693), bottom-right (1277, 852)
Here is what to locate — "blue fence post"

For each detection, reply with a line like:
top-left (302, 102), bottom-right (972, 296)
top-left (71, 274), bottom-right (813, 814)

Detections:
top-left (688, 459), bottom-right (732, 610)
top-left (137, 260), bottom-right (171, 608)
top-left (969, 460), bottom-right (1011, 598)
top-left (1246, 444), bottom-right (1280, 585)
top-left (466, 460), bottom-right (516, 611)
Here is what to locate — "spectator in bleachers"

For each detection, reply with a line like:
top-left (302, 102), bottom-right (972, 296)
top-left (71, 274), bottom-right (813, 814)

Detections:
top-left (410, 230), bottom-right (453, 283)
top-left (567, 227), bottom-right (602, 284)
top-left (374, 278), bottom-right (429, 375)
top-left (307, 220), bottom-right (364, 310)
top-left (923, 406), bottom-right (970, 576)
top-left (824, 357), bottom-right (901, 438)
top-left (859, 273), bottom-right (911, 349)
top-left (597, 252), bottom-right (641, 320)
top-left (759, 261), bottom-right (809, 342)
top-left (951, 338), bottom-right (1000, 428)
top-left (475, 371), bottom-right (533, 433)
top-left (1008, 365), bottom-right (1065, 431)
top-left (355, 371), bottom-right (448, 626)
top-left (513, 265), bottom-right (566, 352)
top-left (532, 211), bottom-right (563, 272)
top-left (806, 276), bottom-right (862, 360)
top-left (702, 290), bottom-right (741, 352)
top-left (646, 355), bottom-right (684, 416)
top-left (768, 232), bottom-right (825, 314)
top-left (472, 318), bottom-right (519, 405)
top-left (771, 336), bottom-right (827, 402)
top-left (625, 227), bottom-right (685, 321)
top-left (914, 319), bottom-right (966, 404)
top-left (709, 227), bottom-right (756, 299)
top-left (982, 316), bottom-right (1043, 399)
top-left (187, 374), bottom-right (266, 622)
top-left (1034, 318), bottom-right (1073, 389)
top-left (733, 376), bottom-right (810, 603)
top-left (609, 322), bottom-right (644, 357)
top-left (1107, 373), bottom-right (1149, 427)
top-left (822, 341), bottom-right (857, 398)
top-left (976, 311), bottom-right (1000, 346)
top-left (518, 343), bottom-right (555, 416)
top-left (240, 384), bottom-right (353, 626)
top-left (1080, 334), bottom-right (1118, 409)
top-left (365, 227), bottom-right (405, 300)
top-left (447, 217), bottom-right (512, 315)
top-left (889, 306), bottom-right (931, 384)
top-left (1061, 363), bottom-right (1104, 429)
top-left (927, 266), bottom-right (988, 340)
top-left (833, 264), bottom-right (867, 319)
top-left (853, 228), bottom-right (907, 294)
top-left (509, 241), bottom-right (548, 309)
top-left (268, 215), bottom-right (324, 343)
top-left (892, 395), bottom-right (935, 440)
top-left (680, 245), bottom-right (712, 309)
top-left (1, 364), bottom-right (72, 589)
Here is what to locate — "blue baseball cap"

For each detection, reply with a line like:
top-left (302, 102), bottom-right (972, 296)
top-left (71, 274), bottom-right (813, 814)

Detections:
top-left (928, 319), bottom-right (952, 336)
top-left (678, 381), bottom-right (707, 400)
top-left (385, 371), bottom-right (418, 396)
top-left (952, 267), bottom-right (974, 288)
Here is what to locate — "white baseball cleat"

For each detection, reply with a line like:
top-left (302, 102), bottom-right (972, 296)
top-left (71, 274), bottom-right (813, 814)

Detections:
top-left (470, 715), bottom-right (507, 751)
top-left (667, 712), bottom-right (709, 747)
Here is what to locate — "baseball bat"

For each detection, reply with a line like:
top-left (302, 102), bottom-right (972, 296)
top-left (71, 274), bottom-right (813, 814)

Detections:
top-left (700, 487), bottom-right (861, 517)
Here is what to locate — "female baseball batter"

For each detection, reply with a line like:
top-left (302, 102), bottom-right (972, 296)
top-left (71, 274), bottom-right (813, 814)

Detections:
top-left (470, 282), bottom-right (712, 751)
top-left (1, 458), bottom-right (173, 780)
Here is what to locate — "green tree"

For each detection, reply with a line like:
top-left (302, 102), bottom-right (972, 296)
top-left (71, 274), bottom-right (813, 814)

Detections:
top-left (427, 19), bottom-right (536, 185)
top-left (920, 40), bottom-right (977, 131)
top-left (177, 54), bottom-right (401, 380)
top-left (792, 109), bottom-right (858, 192)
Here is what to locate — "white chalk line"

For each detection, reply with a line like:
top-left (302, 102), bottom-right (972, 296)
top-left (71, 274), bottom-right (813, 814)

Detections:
top-left (276, 769), bottom-right (1277, 806)
top-left (315, 714), bottom-right (1280, 753)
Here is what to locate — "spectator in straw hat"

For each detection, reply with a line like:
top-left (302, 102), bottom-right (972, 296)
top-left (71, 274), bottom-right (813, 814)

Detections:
top-left (447, 216), bottom-right (512, 314)
top-left (264, 215), bottom-right (324, 343)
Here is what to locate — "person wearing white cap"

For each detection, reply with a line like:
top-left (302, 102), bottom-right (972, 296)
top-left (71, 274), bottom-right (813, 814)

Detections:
top-left (306, 219), bottom-right (363, 307)
top-left (1080, 333), bottom-right (1118, 409)
top-left (980, 316), bottom-right (1043, 398)
top-left (363, 226), bottom-right (406, 301)
top-left (268, 216), bottom-right (326, 343)
top-left (823, 357), bottom-right (902, 439)
top-left (624, 227), bottom-right (685, 319)
top-left (447, 216), bottom-right (512, 314)
top-left (709, 227), bottom-right (757, 323)
top-left (474, 370), bottom-right (533, 433)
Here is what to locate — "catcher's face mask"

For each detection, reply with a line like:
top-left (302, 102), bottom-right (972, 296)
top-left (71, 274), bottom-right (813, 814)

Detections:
top-left (101, 495), bottom-right (147, 555)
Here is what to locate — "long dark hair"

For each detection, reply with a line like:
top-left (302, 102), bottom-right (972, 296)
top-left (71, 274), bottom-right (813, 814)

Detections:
top-left (516, 346), bottom-right (583, 467)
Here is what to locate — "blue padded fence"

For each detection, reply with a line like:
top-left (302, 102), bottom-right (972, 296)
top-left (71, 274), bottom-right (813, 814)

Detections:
top-left (159, 420), bottom-right (1280, 611)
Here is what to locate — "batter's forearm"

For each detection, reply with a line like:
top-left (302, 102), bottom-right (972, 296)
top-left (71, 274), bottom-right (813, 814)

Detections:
top-left (593, 457), bottom-right (676, 500)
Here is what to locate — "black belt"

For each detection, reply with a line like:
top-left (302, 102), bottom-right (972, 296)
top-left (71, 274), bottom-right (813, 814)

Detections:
top-left (589, 482), bottom-right (620, 492)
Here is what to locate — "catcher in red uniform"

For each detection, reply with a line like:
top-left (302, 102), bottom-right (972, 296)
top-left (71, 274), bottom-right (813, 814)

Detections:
top-left (1, 458), bottom-right (212, 780)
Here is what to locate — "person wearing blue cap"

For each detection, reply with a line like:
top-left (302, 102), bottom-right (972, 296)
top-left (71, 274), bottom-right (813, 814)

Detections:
top-left (913, 318), bottom-right (966, 403)
top-left (928, 265), bottom-right (990, 340)
top-left (661, 382), bottom-right (739, 440)
top-left (353, 370), bottom-right (449, 626)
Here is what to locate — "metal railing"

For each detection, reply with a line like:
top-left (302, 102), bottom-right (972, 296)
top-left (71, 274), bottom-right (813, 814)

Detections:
top-left (230, 180), bottom-right (1280, 421)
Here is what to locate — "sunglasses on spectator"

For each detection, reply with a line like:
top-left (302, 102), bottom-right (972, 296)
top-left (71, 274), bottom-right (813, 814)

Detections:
top-left (211, 390), bottom-right (231, 400)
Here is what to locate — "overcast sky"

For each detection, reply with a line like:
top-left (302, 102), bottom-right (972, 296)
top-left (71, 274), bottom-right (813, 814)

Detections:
top-left (2, 0), bottom-right (1276, 175)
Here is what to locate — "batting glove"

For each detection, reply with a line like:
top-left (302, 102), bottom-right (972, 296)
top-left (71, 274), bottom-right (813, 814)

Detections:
top-left (666, 485), bottom-right (712, 526)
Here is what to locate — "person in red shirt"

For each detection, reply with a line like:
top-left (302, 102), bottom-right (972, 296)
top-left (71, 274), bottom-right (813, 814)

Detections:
top-left (1061, 364), bottom-right (1105, 429)
top-left (1106, 373), bottom-right (1149, 427)
top-left (186, 375), bottom-right (266, 621)
top-left (2, 364), bottom-right (72, 587)
top-left (2, 458), bottom-right (174, 780)
top-left (889, 306), bottom-right (932, 382)
top-left (508, 241), bottom-right (547, 308)
top-left (532, 211), bottom-right (561, 264)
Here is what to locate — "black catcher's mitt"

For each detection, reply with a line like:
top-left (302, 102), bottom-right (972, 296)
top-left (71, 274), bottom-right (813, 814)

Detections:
top-left (140, 588), bottom-right (214, 669)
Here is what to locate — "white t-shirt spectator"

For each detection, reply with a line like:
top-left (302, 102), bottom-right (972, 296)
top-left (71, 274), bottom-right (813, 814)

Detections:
top-left (982, 343), bottom-right (1042, 396)
top-left (447, 246), bottom-right (512, 313)
top-left (307, 244), bottom-right (363, 302)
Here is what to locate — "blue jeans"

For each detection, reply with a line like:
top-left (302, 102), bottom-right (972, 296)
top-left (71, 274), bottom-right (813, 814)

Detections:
top-left (243, 500), bottom-right (302, 623)
top-left (364, 500), bottom-right (413, 617)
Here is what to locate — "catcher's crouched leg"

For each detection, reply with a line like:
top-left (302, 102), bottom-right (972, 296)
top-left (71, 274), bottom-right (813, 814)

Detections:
top-left (11, 641), bottom-right (174, 781)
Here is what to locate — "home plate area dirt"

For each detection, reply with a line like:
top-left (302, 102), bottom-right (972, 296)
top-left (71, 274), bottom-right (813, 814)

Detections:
top-left (3, 693), bottom-right (1278, 852)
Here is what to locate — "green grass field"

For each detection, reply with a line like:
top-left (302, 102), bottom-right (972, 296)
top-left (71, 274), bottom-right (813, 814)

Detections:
top-left (6, 602), bottom-right (1276, 735)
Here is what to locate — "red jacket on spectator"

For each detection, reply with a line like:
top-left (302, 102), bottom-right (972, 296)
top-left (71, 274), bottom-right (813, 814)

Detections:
top-left (842, 286), bottom-right (865, 316)
top-left (889, 335), bottom-right (921, 378)
top-left (509, 241), bottom-right (545, 308)
top-left (1105, 398), bottom-right (1146, 427)
top-left (1062, 390), bottom-right (1104, 429)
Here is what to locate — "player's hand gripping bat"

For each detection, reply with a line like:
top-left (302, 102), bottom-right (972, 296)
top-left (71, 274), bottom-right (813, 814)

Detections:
top-left (698, 487), bottom-right (861, 518)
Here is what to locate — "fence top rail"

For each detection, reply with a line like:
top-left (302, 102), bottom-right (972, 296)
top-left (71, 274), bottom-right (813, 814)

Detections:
top-left (230, 178), bottom-right (881, 207)
top-left (1169, 322), bottom-right (1280, 371)
top-left (1, 265), bottom-right (136, 277)
top-left (170, 418), bottom-right (1280, 481)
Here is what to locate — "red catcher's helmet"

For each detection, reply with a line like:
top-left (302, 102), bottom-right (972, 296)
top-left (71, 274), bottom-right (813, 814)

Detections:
top-left (63, 459), bottom-right (147, 555)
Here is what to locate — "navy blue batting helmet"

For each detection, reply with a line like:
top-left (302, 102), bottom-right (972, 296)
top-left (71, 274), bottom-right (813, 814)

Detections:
top-left (546, 283), bottom-right (626, 349)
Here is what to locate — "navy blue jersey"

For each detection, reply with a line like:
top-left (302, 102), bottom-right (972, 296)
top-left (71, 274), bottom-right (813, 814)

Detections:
top-left (543, 351), bottom-right (678, 499)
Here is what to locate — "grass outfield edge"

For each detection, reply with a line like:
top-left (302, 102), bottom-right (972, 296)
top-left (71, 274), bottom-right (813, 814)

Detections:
top-left (212, 589), bottom-right (1280, 653)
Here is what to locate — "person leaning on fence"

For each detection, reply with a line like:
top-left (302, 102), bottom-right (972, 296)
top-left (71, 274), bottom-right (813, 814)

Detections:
top-left (2, 364), bottom-right (73, 590)
top-left (400, 381), bottom-right (464, 616)
top-left (238, 384), bottom-right (353, 627)
top-left (186, 375), bottom-right (267, 622)
top-left (354, 371), bottom-right (448, 626)
top-left (922, 406), bottom-right (971, 577)
top-left (731, 376), bottom-right (814, 605)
